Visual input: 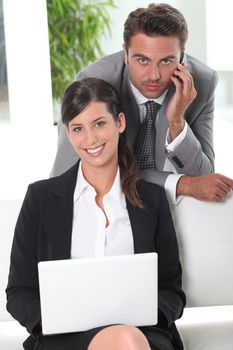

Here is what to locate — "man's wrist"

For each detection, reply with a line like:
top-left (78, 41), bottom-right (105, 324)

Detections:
top-left (164, 173), bottom-right (184, 205)
top-left (168, 119), bottom-right (185, 141)
top-left (176, 175), bottom-right (193, 196)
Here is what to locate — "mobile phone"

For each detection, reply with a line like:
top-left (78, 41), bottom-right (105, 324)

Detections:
top-left (174, 52), bottom-right (186, 84)
top-left (179, 52), bottom-right (186, 65)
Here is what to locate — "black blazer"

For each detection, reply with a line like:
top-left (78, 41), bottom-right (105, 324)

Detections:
top-left (6, 162), bottom-right (185, 349)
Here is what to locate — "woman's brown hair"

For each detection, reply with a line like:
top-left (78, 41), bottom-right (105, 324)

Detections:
top-left (61, 78), bottom-right (143, 208)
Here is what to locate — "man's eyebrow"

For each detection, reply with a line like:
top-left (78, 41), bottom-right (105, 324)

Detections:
top-left (132, 53), bottom-right (150, 59)
top-left (132, 53), bottom-right (177, 61)
top-left (159, 55), bottom-right (177, 61)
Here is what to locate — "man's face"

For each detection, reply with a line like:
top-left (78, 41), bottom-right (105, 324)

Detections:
top-left (124, 33), bottom-right (182, 99)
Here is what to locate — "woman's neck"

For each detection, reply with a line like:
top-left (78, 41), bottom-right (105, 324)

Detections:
top-left (81, 162), bottom-right (118, 197)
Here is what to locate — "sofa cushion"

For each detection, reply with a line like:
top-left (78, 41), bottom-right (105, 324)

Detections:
top-left (0, 320), bottom-right (27, 350)
top-left (171, 193), bottom-right (233, 307)
top-left (176, 306), bottom-right (233, 350)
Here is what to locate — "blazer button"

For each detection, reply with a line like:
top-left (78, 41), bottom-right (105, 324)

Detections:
top-left (172, 156), bottom-right (184, 168)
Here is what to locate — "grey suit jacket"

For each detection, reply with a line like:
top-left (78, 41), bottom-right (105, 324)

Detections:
top-left (6, 162), bottom-right (185, 350)
top-left (51, 51), bottom-right (217, 187)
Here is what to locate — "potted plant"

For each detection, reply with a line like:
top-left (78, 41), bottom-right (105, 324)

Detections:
top-left (47, 0), bottom-right (116, 119)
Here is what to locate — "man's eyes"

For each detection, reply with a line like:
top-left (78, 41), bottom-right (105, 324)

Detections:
top-left (136, 57), bottom-right (173, 65)
top-left (161, 59), bottom-right (171, 64)
top-left (161, 58), bottom-right (173, 65)
top-left (137, 57), bottom-right (149, 65)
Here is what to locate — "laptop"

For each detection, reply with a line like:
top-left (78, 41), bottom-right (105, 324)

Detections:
top-left (38, 252), bottom-right (158, 335)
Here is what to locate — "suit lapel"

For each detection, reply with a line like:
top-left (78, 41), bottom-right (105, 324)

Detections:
top-left (40, 163), bottom-right (79, 260)
top-left (121, 67), bottom-right (140, 151)
top-left (126, 196), bottom-right (156, 254)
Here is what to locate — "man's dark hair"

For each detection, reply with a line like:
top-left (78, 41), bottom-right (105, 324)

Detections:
top-left (123, 3), bottom-right (188, 52)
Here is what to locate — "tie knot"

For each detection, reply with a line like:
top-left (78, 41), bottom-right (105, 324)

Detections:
top-left (144, 101), bottom-right (160, 122)
top-left (145, 100), bottom-right (160, 115)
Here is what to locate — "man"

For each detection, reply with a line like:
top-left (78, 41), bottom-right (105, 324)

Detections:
top-left (51, 3), bottom-right (233, 204)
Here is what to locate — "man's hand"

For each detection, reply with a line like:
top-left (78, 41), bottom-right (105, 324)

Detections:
top-left (177, 174), bottom-right (233, 201)
top-left (167, 63), bottom-right (197, 141)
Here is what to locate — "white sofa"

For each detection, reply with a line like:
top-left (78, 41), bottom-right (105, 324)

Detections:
top-left (173, 192), bottom-right (233, 349)
top-left (1, 193), bottom-right (233, 349)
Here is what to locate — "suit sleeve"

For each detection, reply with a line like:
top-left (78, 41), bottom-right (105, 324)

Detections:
top-left (155, 187), bottom-right (186, 327)
top-left (166, 70), bottom-right (217, 175)
top-left (6, 185), bottom-right (42, 334)
top-left (136, 69), bottom-right (218, 191)
top-left (50, 119), bottom-right (80, 177)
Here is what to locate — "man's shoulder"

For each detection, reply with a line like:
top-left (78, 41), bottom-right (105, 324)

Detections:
top-left (76, 51), bottom-right (126, 89)
top-left (186, 53), bottom-right (218, 82)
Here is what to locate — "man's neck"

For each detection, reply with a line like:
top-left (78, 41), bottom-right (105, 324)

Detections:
top-left (129, 81), bottom-right (168, 105)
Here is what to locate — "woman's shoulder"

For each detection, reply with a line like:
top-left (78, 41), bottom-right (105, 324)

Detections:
top-left (27, 163), bottom-right (78, 198)
top-left (28, 176), bottom-right (57, 192)
top-left (137, 179), bottom-right (164, 193)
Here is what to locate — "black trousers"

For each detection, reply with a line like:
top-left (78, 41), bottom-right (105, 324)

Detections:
top-left (32, 326), bottom-right (175, 350)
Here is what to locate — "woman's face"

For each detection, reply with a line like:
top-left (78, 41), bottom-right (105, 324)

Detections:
top-left (67, 101), bottom-right (125, 171)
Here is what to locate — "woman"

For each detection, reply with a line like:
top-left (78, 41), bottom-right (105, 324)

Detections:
top-left (6, 78), bottom-right (185, 350)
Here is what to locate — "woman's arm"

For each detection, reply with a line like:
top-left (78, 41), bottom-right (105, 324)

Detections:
top-left (6, 185), bottom-right (42, 334)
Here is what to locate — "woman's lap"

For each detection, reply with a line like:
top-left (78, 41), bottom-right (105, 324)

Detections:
top-left (139, 326), bottom-right (175, 350)
top-left (36, 326), bottom-right (107, 350)
top-left (37, 325), bottom-right (175, 350)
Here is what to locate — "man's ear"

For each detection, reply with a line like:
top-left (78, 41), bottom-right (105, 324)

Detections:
top-left (122, 43), bottom-right (128, 65)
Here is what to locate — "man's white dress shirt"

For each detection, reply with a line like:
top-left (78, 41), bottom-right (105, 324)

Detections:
top-left (130, 83), bottom-right (186, 204)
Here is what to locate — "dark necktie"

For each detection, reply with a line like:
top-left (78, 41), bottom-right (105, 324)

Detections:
top-left (134, 100), bottom-right (160, 169)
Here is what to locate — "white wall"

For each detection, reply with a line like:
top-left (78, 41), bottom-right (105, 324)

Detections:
top-left (101, 1), bottom-right (178, 56)
top-left (206, 0), bottom-right (233, 71)
top-left (0, 0), bottom-right (56, 200)
top-left (100, 0), bottom-right (206, 62)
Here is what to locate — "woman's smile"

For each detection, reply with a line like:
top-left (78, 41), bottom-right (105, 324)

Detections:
top-left (67, 101), bottom-right (126, 171)
top-left (85, 144), bottom-right (105, 156)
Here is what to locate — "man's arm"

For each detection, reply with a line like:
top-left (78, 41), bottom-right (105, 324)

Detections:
top-left (177, 174), bottom-right (233, 201)
top-left (50, 120), bottom-right (79, 177)
top-left (165, 62), bottom-right (217, 175)
top-left (139, 169), bottom-right (233, 203)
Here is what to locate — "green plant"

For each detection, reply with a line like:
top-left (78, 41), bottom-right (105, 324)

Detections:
top-left (47, 0), bottom-right (116, 100)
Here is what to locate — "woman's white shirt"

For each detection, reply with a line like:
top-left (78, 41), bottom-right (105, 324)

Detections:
top-left (71, 165), bottom-right (134, 258)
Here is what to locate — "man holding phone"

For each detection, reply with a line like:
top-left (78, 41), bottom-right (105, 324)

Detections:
top-left (51, 3), bottom-right (233, 203)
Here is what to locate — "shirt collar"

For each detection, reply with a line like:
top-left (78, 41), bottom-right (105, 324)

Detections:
top-left (130, 81), bottom-right (168, 106)
top-left (73, 163), bottom-right (125, 206)
top-left (73, 163), bottom-right (89, 202)
top-left (108, 167), bottom-right (125, 205)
